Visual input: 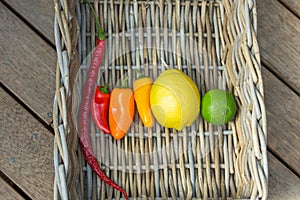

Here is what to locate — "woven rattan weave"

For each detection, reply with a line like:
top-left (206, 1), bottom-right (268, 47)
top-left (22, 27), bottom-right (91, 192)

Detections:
top-left (53, 0), bottom-right (267, 199)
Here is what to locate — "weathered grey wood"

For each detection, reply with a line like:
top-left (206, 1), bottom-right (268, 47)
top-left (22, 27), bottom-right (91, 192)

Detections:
top-left (257, 0), bottom-right (300, 94)
top-left (0, 0), bottom-right (298, 199)
top-left (0, 3), bottom-right (56, 124)
top-left (278, 0), bottom-right (300, 18)
top-left (1, 0), bottom-right (54, 44)
top-left (263, 66), bottom-right (300, 175)
top-left (268, 152), bottom-right (300, 200)
top-left (0, 88), bottom-right (54, 200)
top-left (0, 178), bottom-right (25, 200)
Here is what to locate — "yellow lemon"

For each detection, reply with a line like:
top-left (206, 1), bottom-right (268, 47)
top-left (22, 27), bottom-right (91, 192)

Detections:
top-left (150, 69), bottom-right (200, 130)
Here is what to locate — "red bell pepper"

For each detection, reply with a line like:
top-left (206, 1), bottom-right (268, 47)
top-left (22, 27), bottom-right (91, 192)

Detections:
top-left (91, 84), bottom-right (111, 134)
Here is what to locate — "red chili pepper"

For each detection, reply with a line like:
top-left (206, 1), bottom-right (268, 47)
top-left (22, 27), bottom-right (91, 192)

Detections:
top-left (91, 84), bottom-right (111, 134)
top-left (78, 1), bottom-right (128, 199)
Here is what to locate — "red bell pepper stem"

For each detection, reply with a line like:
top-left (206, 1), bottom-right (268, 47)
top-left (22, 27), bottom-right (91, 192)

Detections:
top-left (100, 83), bottom-right (109, 94)
top-left (79, 1), bottom-right (128, 199)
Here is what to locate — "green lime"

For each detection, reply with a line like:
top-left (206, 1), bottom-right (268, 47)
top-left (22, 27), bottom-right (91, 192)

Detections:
top-left (201, 89), bottom-right (237, 125)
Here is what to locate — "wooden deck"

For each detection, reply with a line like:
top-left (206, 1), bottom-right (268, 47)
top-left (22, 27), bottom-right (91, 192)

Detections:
top-left (0, 0), bottom-right (299, 199)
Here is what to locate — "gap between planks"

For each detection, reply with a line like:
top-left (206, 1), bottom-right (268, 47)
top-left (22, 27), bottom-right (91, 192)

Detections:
top-left (277, 0), bottom-right (300, 19)
top-left (0, 88), bottom-right (54, 200)
top-left (0, 82), bottom-right (54, 135)
top-left (0, 4), bottom-right (56, 125)
top-left (257, 0), bottom-right (300, 94)
top-left (0, 177), bottom-right (25, 200)
top-left (262, 67), bottom-right (300, 176)
top-left (0, 171), bottom-right (30, 200)
top-left (1, 0), bottom-right (55, 47)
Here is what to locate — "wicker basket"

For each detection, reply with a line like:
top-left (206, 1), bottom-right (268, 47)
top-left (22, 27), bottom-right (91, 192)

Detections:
top-left (53, 0), bottom-right (267, 199)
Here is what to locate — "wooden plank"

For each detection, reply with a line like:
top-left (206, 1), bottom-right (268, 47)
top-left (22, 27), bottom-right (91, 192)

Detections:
top-left (0, 178), bottom-right (25, 200)
top-left (2, 0), bottom-right (54, 44)
top-left (268, 152), bottom-right (300, 199)
top-left (0, 3), bottom-right (56, 124)
top-left (0, 88), bottom-right (54, 200)
top-left (257, 0), bottom-right (300, 94)
top-left (263, 66), bottom-right (300, 175)
top-left (278, 0), bottom-right (300, 18)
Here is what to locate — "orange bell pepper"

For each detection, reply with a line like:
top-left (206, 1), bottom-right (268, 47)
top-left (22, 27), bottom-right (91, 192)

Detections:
top-left (133, 70), bottom-right (154, 127)
top-left (109, 77), bottom-right (135, 140)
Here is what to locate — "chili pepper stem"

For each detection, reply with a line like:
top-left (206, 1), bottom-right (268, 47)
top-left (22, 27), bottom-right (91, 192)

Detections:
top-left (82, 0), bottom-right (105, 40)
